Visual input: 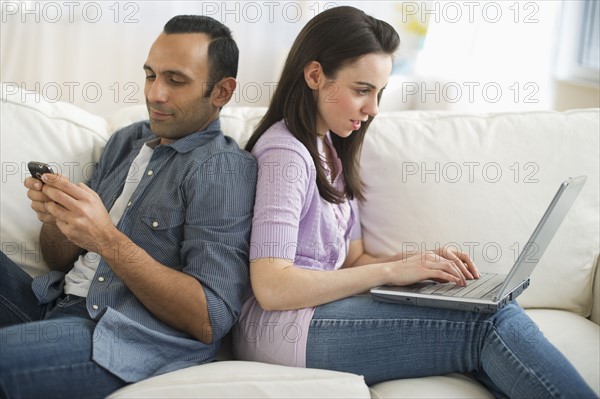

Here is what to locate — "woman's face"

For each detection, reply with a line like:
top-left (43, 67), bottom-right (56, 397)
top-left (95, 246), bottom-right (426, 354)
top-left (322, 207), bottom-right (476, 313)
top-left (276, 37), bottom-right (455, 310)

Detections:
top-left (314, 53), bottom-right (392, 137)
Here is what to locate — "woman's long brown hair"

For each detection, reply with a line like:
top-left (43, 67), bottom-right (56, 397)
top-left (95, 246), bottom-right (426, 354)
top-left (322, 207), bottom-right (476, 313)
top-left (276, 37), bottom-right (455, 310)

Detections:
top-left (245, 6), bottom-right (400, 204)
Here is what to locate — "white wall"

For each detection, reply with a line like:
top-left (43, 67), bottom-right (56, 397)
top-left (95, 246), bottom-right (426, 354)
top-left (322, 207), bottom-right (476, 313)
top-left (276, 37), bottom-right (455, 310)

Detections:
top-left (1, 1), bottom-right (597, 118)
top-left (1, 0), bottom-right (315, 117)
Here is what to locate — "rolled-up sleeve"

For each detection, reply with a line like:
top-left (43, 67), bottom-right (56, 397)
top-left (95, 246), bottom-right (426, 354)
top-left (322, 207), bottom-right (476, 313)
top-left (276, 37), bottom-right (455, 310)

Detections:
top-left (181, 151), bottom-right (257, 340)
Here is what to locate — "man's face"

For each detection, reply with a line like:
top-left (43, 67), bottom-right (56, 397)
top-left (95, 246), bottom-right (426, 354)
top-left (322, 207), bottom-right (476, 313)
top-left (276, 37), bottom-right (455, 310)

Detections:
top-left (143, 33), bottom-right (219, 143)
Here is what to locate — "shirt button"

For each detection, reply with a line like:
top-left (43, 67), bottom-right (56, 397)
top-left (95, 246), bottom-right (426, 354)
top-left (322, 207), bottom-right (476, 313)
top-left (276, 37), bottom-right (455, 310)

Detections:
top-left (92, 304), bottom-right (99, 310)
top-left (127, 201), bottom-right (132, 207)
top-left (98, 276), bottom-right (105, 282)
top-left (147, 170), bottom-right (154, 176)
top-left (152, 221), bottom-right (159, 228)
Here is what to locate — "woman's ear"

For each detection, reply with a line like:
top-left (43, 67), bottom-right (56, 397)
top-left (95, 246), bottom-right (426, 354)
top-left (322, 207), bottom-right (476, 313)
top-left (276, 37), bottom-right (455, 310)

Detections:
top-left (303, 61), bottom-right (323, 90)
top-left (211, 77), bottom-right (237, 107)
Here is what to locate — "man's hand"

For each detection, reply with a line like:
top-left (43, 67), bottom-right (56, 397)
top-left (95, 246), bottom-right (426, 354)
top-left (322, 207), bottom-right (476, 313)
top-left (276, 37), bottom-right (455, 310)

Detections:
top-left (31, 173), bottom-right (214, 343)
top-left (25, 174), bottom-right (82, 270)
top-left (40, 173), bottom-right (116, 254)
top-left (25, 175), bottom-right (57, 223)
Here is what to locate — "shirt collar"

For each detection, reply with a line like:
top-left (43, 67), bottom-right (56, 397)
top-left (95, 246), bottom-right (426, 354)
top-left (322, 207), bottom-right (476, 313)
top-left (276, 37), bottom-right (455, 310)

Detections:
top-left (138, 118), bottom-right (222, 154)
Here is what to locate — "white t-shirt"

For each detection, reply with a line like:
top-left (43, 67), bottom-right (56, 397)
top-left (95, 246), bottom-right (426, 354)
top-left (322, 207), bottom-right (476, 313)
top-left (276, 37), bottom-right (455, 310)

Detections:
top-left (63, 143), bottom-right (154, 297)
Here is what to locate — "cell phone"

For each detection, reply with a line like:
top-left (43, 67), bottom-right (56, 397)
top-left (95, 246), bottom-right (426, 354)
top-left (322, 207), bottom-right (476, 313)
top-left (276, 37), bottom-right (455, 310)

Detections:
top-left (28, 161), bottom-right (55, 180)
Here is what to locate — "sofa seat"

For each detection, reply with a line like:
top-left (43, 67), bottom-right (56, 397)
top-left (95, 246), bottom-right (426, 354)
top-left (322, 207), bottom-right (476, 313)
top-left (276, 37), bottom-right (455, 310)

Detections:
top-left (107, 306), bottom-right (600, 398)
top-left (108, 361), bottom-right (371, 398)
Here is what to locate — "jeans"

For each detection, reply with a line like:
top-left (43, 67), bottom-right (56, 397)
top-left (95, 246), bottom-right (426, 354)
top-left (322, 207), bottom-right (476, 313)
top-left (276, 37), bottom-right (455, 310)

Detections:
top-left (0, 252), bottom-right (127, 399)
top-left (306, 295), bottom-right (597, 399)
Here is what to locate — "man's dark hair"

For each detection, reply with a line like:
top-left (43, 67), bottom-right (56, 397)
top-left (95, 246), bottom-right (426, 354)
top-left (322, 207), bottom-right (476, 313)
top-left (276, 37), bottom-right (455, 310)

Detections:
top-left (164, 15), bottom-right (239, 97)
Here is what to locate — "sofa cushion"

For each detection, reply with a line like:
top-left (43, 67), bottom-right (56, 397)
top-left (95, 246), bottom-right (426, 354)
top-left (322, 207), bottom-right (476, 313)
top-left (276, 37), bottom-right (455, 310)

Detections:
top-left (0, 89), bottom-right (110, 276)
top-left (525, 309), bottom-right (599, 394)
top-left (4, 92), bottom-right (599, 317)
top-left (107, 360), bottom-right (371, 398)
top-left (0, 96), bottom-right (265, 277)
top-left (370, 373), bottom-right (493, 398)
top-left (360, 110), bottom-right (600, 317)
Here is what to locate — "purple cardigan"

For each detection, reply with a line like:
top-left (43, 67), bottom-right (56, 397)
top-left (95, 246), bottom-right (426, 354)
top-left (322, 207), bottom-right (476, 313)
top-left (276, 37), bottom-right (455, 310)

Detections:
top-left (234, 120), bottom-right (361, 367)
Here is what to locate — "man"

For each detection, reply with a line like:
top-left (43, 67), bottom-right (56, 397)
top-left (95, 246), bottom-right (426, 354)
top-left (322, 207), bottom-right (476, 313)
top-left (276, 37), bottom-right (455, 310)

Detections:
top-left (0, 15), bottom-right (256, 398)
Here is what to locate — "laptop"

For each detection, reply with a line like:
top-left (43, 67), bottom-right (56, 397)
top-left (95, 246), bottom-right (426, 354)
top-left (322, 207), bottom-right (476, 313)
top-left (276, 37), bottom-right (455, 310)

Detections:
top-left (370, 176), bottom-right (587, 313)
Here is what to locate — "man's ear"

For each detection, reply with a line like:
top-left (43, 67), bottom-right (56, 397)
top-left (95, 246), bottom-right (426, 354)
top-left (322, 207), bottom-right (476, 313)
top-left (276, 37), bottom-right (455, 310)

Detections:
top-left (304, 60), bottom-right (323, 90)
top-left (211, 77), bottom-right (237, 107)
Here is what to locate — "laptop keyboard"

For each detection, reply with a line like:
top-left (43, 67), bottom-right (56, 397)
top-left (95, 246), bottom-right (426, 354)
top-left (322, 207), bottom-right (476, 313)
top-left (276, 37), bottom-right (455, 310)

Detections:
top-left (418, 273), bottom-right (505, 299)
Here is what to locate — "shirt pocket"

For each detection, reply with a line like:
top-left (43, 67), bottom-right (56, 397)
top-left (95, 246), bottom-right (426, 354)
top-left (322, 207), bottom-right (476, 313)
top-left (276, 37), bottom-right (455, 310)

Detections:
top-left (140, 207), bottom-right (185, 231)
top-left (137, 207), bottom-right (186, 267)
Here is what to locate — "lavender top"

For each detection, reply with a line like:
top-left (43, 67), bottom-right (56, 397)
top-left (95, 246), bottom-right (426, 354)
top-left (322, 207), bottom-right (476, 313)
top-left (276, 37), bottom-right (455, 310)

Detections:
top-left (234, 120), bottom-right (361, 367)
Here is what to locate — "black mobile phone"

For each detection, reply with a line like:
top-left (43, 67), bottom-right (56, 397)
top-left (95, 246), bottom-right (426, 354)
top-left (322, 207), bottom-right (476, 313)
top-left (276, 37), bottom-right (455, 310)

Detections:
top-left (28, 161), bottom-right (55, 180)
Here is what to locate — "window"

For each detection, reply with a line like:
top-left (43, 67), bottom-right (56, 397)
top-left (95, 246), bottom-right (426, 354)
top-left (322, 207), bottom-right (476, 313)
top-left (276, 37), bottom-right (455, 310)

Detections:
top-left (579, 0), bottom-right (599, 70)
top-left (556, 0), bottom-right (600, 86)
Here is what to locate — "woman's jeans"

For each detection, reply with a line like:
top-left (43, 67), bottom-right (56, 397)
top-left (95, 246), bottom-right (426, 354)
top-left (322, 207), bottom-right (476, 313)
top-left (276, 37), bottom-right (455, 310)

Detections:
top-left (0, 252), bottom-right (126, 398)
top-left (306, 295), bottom-right (597, 399)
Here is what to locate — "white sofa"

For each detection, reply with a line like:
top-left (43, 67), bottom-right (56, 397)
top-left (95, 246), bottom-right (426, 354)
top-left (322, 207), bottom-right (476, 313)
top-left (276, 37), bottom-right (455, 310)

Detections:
top-left (1, 89), bottom-right (598, 398)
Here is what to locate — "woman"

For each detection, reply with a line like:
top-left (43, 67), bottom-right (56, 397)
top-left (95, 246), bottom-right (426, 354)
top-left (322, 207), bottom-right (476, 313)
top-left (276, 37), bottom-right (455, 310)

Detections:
top-left (233, 6), bottom-right (596, 398)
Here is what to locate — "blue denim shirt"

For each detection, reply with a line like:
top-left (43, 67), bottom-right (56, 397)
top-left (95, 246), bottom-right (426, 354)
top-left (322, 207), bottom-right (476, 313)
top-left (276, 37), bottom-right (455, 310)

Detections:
top-left (32, 119), bottom-right (257, 382)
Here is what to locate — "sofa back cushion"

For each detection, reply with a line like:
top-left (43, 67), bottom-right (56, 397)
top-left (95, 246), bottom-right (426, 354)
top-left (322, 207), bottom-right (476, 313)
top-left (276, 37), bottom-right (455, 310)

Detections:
top-left (1, 97), bottom-right (265, 277)
top-left (360, 110), bottom-right (599, 316)
top-left (3, 90), bottom-right (598, 317)
top-left (1, 89), bottom-right (111, 276)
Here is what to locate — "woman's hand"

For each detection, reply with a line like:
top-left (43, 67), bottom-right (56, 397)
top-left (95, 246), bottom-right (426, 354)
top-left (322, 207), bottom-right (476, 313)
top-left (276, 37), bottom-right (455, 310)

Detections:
top-left (434, 246), bottom-right (480, 281)
top-left (386, 248), bottom-right (479, 287)
top-left (344, 240), bottom-right (480, 287)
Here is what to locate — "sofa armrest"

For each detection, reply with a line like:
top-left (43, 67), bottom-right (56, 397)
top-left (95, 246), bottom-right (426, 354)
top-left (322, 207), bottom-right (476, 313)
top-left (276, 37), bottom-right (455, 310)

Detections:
top-left (591, 255), bottom-right (600, 326)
